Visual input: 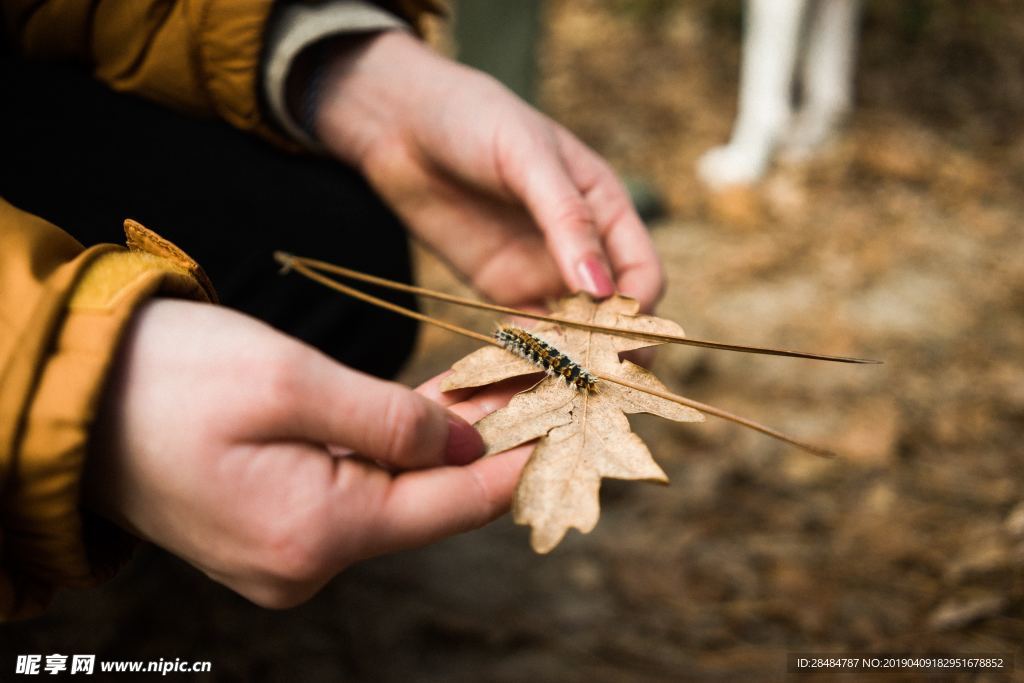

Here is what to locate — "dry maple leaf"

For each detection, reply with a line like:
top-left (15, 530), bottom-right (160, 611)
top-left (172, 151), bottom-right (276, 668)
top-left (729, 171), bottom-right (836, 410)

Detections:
top-left (440, 294), bottom-right (704, 553)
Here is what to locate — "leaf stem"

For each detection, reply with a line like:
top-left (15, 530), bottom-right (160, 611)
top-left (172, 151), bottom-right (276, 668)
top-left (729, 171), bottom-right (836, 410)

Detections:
top-left (276, 252), bottom-right (836, 458)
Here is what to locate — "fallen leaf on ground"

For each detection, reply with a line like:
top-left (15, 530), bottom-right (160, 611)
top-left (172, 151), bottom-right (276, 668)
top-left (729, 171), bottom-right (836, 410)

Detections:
top-left (441, 294), bottom-right (704, 553)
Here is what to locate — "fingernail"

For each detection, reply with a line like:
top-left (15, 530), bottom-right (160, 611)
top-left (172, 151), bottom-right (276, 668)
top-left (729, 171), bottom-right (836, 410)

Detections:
top-left (577, 256), bottom-right (615, 298)
top-left (444, 414), bottom-right (485, 466)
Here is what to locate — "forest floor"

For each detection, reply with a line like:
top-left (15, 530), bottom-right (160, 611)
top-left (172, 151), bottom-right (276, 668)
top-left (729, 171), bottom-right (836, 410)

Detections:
top-left (6, 1), bottom-right (1023, 681)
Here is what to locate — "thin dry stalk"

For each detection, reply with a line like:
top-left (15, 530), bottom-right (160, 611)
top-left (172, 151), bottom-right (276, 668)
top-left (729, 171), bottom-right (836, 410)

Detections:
top-left (276, 253), bottom-right (836, 458)
top-left (276, 252), bottom-right (879, 364)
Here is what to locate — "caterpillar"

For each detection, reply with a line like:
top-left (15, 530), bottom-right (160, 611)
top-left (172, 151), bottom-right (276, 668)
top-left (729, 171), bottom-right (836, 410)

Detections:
top-left (494, 326), bottom-right (598, 392)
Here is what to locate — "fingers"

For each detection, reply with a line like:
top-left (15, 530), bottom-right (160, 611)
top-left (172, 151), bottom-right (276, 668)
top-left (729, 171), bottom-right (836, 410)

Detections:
top-left (335, 374), bottom-right (544, 557)
top-left (253, 370), bottom-right (536, 589)
top-left (469, 229), bottom-right (566, 306)
top-left (498, 120), bottom-right (663, 310)
top-left (356, 374), bottom-right (544, 555)
top-left (416, 371), bottom-right (476, 407)
top-left (368, 148), bottom-right (566, 306)
top-left (358, 445), bottom-right (533, 558)
top-left (267, 349), bottom-right (484, 469)
top-left (498, 125), bottom-right (615, 299)
top-left (555, 128), bottom-right (665, 311)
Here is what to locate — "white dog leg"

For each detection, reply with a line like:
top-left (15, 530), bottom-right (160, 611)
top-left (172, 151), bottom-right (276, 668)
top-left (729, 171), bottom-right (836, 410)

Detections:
top-left (783, 0), bottom-right (861, 159)
top-left (698, 0), bottom-right (808, 188)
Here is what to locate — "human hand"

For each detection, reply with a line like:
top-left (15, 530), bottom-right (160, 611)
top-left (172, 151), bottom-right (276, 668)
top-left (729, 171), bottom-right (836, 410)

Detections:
top-left (312, 31), bottom-right (664, 311)
top-left (86, 299), bottom-right (530, 608)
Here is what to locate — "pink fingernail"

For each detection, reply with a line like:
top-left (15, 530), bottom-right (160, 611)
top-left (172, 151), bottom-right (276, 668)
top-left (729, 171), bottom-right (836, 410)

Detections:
top-left (444, 414), bottom-right (485, 466)
top-left (577, 257), bottom-right (615, 298)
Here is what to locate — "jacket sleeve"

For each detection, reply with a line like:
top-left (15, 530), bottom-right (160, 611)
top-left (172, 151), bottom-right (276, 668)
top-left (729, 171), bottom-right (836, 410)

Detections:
top-left (2, 0), bottom-right (440, 142)
top-left (0, 199), bottom-right (215, 619)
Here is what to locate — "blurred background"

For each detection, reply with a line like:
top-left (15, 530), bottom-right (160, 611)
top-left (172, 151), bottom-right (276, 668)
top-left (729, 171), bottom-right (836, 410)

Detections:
top-left (5, 0), bottom-right (1024, 679)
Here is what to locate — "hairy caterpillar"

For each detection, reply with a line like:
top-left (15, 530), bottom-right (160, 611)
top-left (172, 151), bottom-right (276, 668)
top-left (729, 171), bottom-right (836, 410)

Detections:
top-left (495, 326), bottom-right (598, 392)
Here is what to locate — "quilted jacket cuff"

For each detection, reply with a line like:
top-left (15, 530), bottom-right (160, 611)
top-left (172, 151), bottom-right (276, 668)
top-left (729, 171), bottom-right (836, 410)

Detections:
top-left (2, 222), bottom-right (212, 618)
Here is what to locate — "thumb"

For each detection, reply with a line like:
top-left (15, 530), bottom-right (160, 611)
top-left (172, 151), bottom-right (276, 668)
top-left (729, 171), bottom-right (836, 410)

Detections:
top-left (268, 351), bottom-right (484, 470)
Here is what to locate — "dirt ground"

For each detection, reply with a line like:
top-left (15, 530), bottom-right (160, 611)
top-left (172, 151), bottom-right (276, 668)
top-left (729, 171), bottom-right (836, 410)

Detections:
top-left (5, 1), bottom-right (1024, 681)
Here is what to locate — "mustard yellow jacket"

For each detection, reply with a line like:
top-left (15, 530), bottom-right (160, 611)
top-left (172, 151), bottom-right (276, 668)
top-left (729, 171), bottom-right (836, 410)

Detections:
top-left (0, 0), bottom-right (432, 619)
